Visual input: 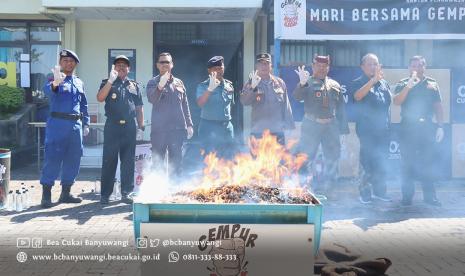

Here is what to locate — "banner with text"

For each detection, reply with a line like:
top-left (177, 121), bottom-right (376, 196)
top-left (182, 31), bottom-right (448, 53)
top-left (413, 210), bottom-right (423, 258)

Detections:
top-left (275, 0), bottom-right (465, 40)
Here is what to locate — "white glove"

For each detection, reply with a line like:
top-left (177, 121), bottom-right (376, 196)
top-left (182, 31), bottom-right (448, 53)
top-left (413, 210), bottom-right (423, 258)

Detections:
top-left (436, 127), bottom-right (444, 143)
top-left (249, 70), bottom-right (261, 89)
top-left (207, 72), bottom-right (221, 92)
top-left (108, 65), bottom-right (118, 84)
top-left (158, 72), bottom-right (170, 90)
top-left (83, 126), bottom-right (90, 136)
top-left (136, 128), bottom-right (143, 141)
top-left (51, 65), bottom-right (65, 87)
top-left (187, 126), bottom-right (194, 139)
top-left (407, 71), bottom-right (419, 88)
top-left (294, 65), bottom-right (310, 86)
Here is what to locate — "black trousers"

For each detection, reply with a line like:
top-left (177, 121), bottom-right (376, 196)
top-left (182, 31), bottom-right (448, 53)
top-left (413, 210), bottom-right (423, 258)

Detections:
top-left (400, 121), bottom-right (437, 201)
top-left (100, 120), bottom-right (136, 198)
top-left (151, 129), bottom-right (186, 177)
top-left (358, 128), bottom-right (389, 197)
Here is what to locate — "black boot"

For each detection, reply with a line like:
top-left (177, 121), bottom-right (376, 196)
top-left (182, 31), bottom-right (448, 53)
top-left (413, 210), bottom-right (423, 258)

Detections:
top-left (58, 185), bottom-right (82, 203)
top-left (41, 185), bottom-right (53, 208)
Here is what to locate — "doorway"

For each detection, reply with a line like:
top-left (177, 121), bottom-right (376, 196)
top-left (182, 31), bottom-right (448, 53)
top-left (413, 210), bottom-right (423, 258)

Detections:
top-left (153, 22), bottom-right (244, 141)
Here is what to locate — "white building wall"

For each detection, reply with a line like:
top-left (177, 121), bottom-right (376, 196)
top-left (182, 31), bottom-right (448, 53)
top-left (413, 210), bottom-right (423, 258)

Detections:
top-left (74, 20), bottom-right (153, 130)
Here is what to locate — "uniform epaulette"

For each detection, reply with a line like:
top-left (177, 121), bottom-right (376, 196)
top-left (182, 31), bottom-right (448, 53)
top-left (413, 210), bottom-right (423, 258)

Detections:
top-left (425, 76), bottom-right (436, 82)
top-left (400, 77), bottom-right (409, 82)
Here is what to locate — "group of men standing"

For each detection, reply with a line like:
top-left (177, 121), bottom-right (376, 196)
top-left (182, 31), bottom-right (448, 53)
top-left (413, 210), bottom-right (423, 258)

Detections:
top-left (39, 49), bottom-right (444, 208)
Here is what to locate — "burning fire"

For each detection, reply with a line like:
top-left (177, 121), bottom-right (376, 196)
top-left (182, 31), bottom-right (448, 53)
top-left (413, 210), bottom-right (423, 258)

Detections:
top-left (136, 130), bottom-right (316, 204)
top-left (176, 130), bottom-right (314, 204)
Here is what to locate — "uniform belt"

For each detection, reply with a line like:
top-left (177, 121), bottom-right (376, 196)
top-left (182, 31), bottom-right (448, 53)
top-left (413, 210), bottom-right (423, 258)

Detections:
top-left (304, 114), bottom-right (334, 124)
top-left (50, 112), bottom-right (82, 121)
top-left (108, 118), bottom-right (133, 125)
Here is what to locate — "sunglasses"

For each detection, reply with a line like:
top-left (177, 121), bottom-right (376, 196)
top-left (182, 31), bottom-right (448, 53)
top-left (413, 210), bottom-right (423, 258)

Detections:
top-left (158, 61), bottom-right (171, 64)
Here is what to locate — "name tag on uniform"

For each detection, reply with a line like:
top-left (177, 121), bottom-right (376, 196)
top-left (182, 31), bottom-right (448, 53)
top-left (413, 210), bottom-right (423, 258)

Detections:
top-left (128, 83), bottom-right (137, 95)
top-left (63, 83), bottom-right (71, 92)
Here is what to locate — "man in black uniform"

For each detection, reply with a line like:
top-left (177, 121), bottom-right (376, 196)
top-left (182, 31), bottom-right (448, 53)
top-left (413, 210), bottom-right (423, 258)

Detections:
top-left (97, 55), bottom-right (145, 204)
top-left (393, 56), bottom-right (444, 207)
top-left (351, 53), bottom-right (392, 204)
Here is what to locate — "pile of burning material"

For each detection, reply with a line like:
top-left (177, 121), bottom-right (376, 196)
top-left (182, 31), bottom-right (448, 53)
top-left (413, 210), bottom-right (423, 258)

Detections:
top-left (175, 184), bottom-right (317, 204)
top-left (167, 130), bottom-right (313, 204)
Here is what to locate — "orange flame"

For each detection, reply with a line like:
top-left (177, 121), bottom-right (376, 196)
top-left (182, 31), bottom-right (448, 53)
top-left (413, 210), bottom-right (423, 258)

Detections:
top-left (200, 130), bottom-right (307, 189)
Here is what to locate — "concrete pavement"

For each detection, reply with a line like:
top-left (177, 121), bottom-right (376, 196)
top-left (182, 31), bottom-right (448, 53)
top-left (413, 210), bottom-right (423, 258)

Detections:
top-left (1, 163), bottom-right (464, 275)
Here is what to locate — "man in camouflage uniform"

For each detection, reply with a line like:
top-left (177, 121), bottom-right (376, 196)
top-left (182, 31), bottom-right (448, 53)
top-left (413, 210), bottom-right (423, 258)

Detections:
top-left (293, 55), bottom-right (349, 192)
top-left (393, 55), bottom-right (444, 207)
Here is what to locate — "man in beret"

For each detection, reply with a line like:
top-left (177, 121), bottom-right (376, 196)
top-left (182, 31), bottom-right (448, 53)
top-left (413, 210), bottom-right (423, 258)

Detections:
top-left (240, 53), bottom-right (294, 145)
top-left (146, 52), bottom-right (193, 178)
top-left (196, 56), bottom-right (235, 158)
top-left (293, 55), bottom-right (349, 193)
top-left (97, 55), bottom-right (145, 204)
top-left (40, 49), bottom-right (89, 208)
top-left (393, 55), bottom-right (444, 207)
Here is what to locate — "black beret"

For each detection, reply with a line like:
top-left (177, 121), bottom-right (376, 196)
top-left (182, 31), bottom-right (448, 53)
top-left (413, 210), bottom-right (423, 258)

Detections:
top-left (113, 55), bottom-right (130, 66)
top-left (59, 49), bottom-right (80, 63)
top-left (256, 53), bottom-right (272, 62)
top-left (207, 56), bottom-right (224, 68)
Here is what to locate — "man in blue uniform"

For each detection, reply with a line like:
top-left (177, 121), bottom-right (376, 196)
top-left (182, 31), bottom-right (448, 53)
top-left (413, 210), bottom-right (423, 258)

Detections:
top-left (393, 56), bottom-right (444, 207)
top-left (351, 53), bottom-right (392, 204)
top-left (196, 56), bottom-right (235, 159)
top-left (40, 49), bottom-right (89, 208)
top-left (97, 55), bottom-right (145, 204)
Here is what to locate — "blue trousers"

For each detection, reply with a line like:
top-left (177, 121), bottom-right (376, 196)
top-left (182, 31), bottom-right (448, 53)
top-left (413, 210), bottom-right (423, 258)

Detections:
top-left (40, 125), bottom-right (82, 186)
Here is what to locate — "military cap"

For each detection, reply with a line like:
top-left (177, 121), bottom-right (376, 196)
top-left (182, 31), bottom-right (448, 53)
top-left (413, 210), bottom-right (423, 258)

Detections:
top-left (59, 49), bottom-right (80, 63)
top-left (313, 55), bottom-right (330, 64)
top-left (256, 53), bottom-right (272, 62)
top-left (207, 56), bottom-right (224, 68)
top-left (113, 55), bottom-right (130, 66)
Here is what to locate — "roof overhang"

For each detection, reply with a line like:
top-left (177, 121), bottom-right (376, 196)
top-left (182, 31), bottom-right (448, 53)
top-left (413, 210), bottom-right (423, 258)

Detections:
top-left (41, 0), bottom-right (264, 21)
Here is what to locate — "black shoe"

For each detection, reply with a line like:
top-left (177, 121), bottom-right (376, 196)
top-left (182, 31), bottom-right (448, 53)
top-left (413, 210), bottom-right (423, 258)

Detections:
top-left (359, 196), bottom-right (372, 204)
top-left (121, 195), bottom-right (133, 204)
top-left (401, 199), bottom-right (412, 206)
top-left (424, 199), bottom-right (442, 207)
top-left (41, 185), bottom-right (53, 208)
top-left (372, 194), bottom-right (392, 202)
top-left (121, 192), bottom-right (134, 204)
top-left (100, 196), bottom-right (109, 205)
top-left (58, 185), bottom-right (82, 203)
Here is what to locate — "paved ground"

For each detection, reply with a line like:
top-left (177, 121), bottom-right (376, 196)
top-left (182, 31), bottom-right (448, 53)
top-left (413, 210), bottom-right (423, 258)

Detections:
top-left (1, 163), bottom-right (464, 275)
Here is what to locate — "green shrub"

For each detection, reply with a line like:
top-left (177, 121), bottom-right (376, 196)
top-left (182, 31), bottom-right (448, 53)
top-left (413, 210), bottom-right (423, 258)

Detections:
top-left (0, 85), bottom-right (25, 114)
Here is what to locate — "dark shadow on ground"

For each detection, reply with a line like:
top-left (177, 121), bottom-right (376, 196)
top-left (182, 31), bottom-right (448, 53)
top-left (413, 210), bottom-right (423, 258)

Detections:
top-left (8, 194), bottom-right (132, 225)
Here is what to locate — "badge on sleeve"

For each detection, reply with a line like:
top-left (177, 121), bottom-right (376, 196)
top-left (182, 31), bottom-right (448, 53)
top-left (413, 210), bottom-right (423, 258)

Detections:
top-left (315, 91), bottom-right (322, 97)
top-left (111, 93), bottom-right (117, 99)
